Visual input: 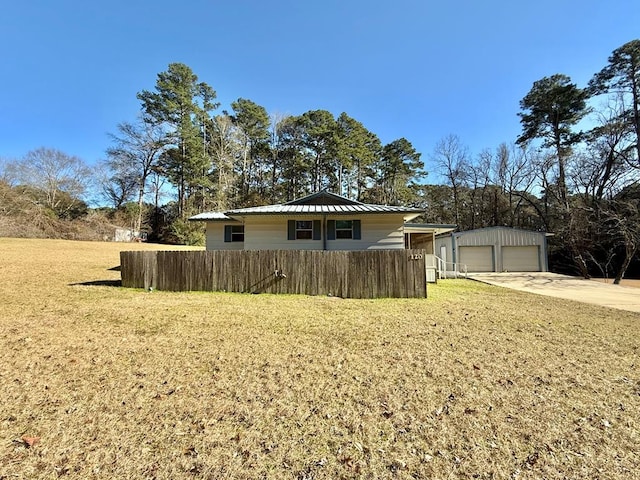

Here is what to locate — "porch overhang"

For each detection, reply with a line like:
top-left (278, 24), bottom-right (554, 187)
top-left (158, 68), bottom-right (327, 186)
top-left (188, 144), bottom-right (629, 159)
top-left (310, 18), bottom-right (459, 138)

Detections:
top-left (403, 223), bottom-right (457, 236)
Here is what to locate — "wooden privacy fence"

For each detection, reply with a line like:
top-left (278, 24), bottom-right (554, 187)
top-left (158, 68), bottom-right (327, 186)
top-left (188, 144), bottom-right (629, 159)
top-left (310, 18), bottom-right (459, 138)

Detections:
top-left (120, 249), bottom-right (428, 298)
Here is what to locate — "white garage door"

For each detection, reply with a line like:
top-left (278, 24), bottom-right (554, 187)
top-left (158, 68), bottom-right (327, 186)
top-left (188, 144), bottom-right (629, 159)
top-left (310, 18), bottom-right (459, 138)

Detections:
top-left (502, 246), bottom-right (540, 272)
top-left (459, 246), bottom-right (494, 272)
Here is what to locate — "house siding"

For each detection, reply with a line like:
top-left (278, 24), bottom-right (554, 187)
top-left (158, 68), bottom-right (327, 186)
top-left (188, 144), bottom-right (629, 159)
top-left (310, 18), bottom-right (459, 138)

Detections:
top-left (455, 228), bottom-right (544, 248)
top-left (205, 222), bottom-right (244, 251)
top-left (331, 215), bottom-right (405, 250)
top-left (239, 214), bottom-right (407, 251)
top-left (244, 217), bottom-right (323, 250)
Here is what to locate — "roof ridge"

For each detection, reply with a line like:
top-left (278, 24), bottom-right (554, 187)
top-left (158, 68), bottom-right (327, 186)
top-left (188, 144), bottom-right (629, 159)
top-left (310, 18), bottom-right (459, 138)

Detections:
top-left (284, 190), bottom-right (363, 206)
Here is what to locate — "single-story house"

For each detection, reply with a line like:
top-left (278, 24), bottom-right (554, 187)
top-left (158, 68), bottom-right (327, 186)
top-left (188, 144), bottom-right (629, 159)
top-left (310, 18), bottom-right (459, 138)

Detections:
top-left (435, 226), bottom-right (549, 273)
top-left (189, 190), bottom-right (455, 255)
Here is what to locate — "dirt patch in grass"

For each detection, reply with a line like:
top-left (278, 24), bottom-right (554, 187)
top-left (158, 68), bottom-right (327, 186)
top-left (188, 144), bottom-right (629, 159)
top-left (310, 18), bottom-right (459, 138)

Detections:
top-left (1, 238), bottom-right (639, 479)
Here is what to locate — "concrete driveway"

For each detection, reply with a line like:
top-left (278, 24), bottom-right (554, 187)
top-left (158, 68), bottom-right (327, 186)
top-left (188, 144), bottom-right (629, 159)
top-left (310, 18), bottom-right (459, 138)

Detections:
top-left (468, 272), bottom-right (640, 313)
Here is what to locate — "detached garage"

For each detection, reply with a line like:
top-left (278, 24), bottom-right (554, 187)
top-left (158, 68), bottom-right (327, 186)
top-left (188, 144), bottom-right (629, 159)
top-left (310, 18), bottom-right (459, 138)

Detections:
top-left (435, 227), bottom-right (549, 273)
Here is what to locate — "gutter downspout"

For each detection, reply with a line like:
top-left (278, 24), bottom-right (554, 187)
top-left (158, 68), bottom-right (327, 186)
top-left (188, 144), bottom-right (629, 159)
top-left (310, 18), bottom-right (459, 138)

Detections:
top-left (452, 232), bottom-right (458, 266)
top-left (322, 215), bottom-right (327, 251)
top-left (543, 233), bottom-right (549, 272)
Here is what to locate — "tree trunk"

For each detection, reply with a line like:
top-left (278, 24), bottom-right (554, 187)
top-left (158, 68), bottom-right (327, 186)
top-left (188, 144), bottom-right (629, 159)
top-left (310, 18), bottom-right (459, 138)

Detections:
top-left (632, 75), bottom-right (640, 167)
top-left (452, 182), bottom-right (460, 227)
top-left (179, 139), bottom-right (186, 218)
top-left (136, 184), bottom-right (144, 235)
top-left (614, 242), bottom-right (637, 284)
top-left (271, 152), bottom-right (278, 203)
top-left (555, 133), bottom-right (569, 210)
top-left (356, 159), bottom-right (362, 201)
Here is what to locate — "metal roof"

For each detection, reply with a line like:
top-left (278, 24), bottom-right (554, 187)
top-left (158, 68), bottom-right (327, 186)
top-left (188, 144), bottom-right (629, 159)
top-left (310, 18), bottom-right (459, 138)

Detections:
top-left (188, 212), bottom-right (236, 222)
top-left (224, 203), bottom-right (423, 216)
top-left (284, 190), bottom-right (363, 206)
top-left (188, 190), bottom-right (425, 221)
top-left (452, 226), bottom-right (548, 238)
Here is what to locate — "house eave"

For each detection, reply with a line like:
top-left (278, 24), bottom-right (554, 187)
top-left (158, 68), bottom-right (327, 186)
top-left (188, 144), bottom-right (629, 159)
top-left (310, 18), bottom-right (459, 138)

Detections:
top-left (404, 223), bottom-right (457, 236)
top-left (188, 212), bottom-right (238, 222)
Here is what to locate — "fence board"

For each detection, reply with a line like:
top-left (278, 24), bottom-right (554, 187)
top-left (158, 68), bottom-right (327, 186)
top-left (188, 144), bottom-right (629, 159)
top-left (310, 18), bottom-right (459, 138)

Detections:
top-left (120, 249), bottom-right (427, 298)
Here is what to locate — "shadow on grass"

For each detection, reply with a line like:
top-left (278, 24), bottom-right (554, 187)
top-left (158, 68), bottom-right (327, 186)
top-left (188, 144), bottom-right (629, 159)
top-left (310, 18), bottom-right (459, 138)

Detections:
top-left (71, 266), bottom-right (122, 287)
top-left (70, 279), bottom-right (122, 287)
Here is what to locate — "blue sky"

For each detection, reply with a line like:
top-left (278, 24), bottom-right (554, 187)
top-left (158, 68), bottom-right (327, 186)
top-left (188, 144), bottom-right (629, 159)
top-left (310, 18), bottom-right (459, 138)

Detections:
top-left (1, 0), bottom-right (638, 182)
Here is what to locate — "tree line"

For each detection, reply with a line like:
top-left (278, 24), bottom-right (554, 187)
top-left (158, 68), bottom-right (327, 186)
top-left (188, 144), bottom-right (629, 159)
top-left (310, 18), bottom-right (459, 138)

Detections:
top-left (1, 40), bottom-right (638, 281)
top-left (102, 62), bottom-right (425, 240)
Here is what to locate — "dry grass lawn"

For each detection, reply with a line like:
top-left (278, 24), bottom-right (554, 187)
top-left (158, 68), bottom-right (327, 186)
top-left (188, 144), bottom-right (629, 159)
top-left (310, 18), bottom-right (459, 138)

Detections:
top-left (1, 238), bottom-right (639, 479)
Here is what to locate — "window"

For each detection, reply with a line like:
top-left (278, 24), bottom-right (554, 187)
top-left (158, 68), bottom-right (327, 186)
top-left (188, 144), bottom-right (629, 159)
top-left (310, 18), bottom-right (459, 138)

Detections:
top-left (287, 220), bottom-right (321, 240)
top-left (335, 220), bottom-right (353, 239)
top-left (327, 219), bottom-right (361, 240)
top-left (295, 220), bottom-right (313, 240)
top-left (230, 225), bottom-right (244, 242)
top-left (224, 224), bottom-right (245, 242)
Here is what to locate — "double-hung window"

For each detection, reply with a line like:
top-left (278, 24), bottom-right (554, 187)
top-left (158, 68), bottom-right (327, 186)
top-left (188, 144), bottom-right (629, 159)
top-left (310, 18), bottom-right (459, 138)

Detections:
top-left (287, 220), bottom-right (321, 240)
top-left (295, 220), bottom-right (313, 240)
top-left (336, 220), bottom-right (354, 239)
top-left (224, 224), bottom-right (245, 242)
top-left (327, 219), bottom-right (361, 240)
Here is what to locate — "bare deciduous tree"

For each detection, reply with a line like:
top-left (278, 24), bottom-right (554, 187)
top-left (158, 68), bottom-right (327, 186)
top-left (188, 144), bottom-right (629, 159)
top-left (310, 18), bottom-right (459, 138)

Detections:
top-left (431, 134), bottom-right (469, 226)
top-left (106, 117), bottom-right (168, 233)
top-left (8, 147), bottom-right (92, 217)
